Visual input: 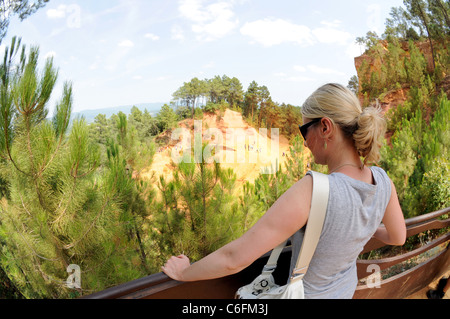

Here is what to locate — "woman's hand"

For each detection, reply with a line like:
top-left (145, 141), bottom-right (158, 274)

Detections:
top-left (161, 255), bottom-right (191, 281)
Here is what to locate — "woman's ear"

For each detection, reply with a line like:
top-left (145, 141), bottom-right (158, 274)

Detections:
top-left (320, 118), bottom-right (334, 138)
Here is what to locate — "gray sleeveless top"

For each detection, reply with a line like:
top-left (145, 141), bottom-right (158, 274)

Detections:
top-left (289, 166), bottom-right (391, 299)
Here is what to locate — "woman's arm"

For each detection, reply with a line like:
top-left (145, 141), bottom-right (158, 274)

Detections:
top-left (162, 175), bottom-right (313, 282)
top-left (373, 179), bottom-right (406, 246)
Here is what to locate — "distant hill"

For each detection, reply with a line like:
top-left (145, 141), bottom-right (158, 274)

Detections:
top-left (72, 102), bottom-right (167, 123)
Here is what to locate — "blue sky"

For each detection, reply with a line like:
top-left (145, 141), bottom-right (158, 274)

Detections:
top-left (5, 0), bottom-right (404, 113)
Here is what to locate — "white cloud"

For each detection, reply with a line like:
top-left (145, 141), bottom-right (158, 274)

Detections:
top-left (118, 40), bottom-right (135, 48)
top-left (311, 20), bottom-right (353, 45)
top-left (145, 33), bottom-right (160, 41)
top-left (178, 0), bottom-right (239, 41)
top-left (240, 18), bottom-right (314, 47)
top-left (241, 18), bottom-right (355, 48)
top-left (47, 5), bottom-right (67, 19)
top-left (179, 0), bottom-right (210, 23)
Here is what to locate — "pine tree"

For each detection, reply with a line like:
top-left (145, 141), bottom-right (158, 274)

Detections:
top-left (108, 113), bottom-right (156, 271)
top-left (223, 76), bottom-right (244, 109)
top-left (0, 38), bottom-right (149, 298)
top-left (156, 104), bottom-right (178, 132)
top-left (429, 0), bottom-right (450, 31)
top-left (243, 81), bottom-right (259, 123)
top-left (380, 116), bottom-right (419, 217)
top-left (152, 144), bottom-right (243, 262)
top-left (386, 39), bottom-right (408, 86)
top-left (404, 0), bottom-right (437, 70)
top-left (88, 113), bottom-right (108, 145)
top-left (405, 40), bottom-right (428, 87)
top-left (283, 135), bottom-right (309, 183)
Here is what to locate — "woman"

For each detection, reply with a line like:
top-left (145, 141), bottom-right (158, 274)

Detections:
top-left (162, 83), bottom-right (406, 299)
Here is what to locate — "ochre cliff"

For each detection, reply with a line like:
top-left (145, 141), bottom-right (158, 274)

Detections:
top-left (354, 39), bottom-right (449, 115)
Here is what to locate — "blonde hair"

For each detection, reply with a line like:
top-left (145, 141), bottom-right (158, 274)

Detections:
top-left (301, 83), bottom-right (386, 165)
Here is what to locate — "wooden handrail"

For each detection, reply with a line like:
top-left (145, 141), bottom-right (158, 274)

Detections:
top-left (357, 232), bottom-right (449, 278)
top-left (354, 246), bottom-right (450, 299)
top-left (354, 207), bottom-right (449, 299)
top-left (405, 207), bottom-right (450, 226)
top-left (360, 207), bottom-right (449, 254)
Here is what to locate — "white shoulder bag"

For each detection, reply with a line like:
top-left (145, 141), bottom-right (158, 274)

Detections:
top-left (235, 171), bottom-right (330, 299)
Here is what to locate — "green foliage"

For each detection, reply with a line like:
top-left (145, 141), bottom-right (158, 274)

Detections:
top-left (0, 38), bottom-right (152, 299)
top-left (151, 144), bottom-right (244, 263)
top-left (241, 81), bottom-right (302, 140)
top-left (87, 103), bottom-right (181, 153)
top-left (156, 104), bottom-right (178, 132)
top-left (381, 96), bottom-right (450, 218)
top-left (237, 181), bottom-right (263, 233)
top-left (282, 135), bottom-right (308, 182)
top-left (386, 81), bottom-right (434, 132)
top-left (386, 40), bottom-right (408, 85)
top-left (383, 0), bottom-right (450, 41)
top-left (357, 0), bottom-right (450, 103)
top-left (347, 75), bottom-right (360, 94)
top-left (405, 40), bottom-right (427, 87)
top-left (204, 101), bottom-right (223, 114)
top-left (254, 167), bottom-right (292, 213)
top-left (88, 113), bottom-right (109, 145)
top-left (172, 75), bottom-right (244, 120)
top-left (418, 156), bottom-right (450, 212)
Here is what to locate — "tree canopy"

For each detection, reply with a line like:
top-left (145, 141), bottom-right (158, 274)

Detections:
top-left (172, 76), bottom-right (244, 119)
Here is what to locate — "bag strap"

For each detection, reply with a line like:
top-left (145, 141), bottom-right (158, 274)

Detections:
top-left (262, 240), bottom-right (288, 275)
top-left (261, 171), bottom-right (330, 280)
top-left (291, 171), bottom-right (329, 282)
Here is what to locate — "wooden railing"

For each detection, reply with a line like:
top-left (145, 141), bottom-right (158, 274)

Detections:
top-left (354, 207), bottom-right (450, 299)
top-left (84, 207), bottom-right (450, 299)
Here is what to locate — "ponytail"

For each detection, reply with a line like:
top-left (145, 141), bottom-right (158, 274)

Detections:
top-left (353, 106), bottom-right (386, 165)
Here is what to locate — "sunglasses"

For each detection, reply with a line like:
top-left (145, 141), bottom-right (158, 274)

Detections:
top-left (299, 118), bottom-right (322, 140)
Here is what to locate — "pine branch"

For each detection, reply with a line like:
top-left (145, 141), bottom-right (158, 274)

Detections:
top-left (62, 171), bottom-right (120, 251)
top-left (5, 208), bottom-right (59, 262)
